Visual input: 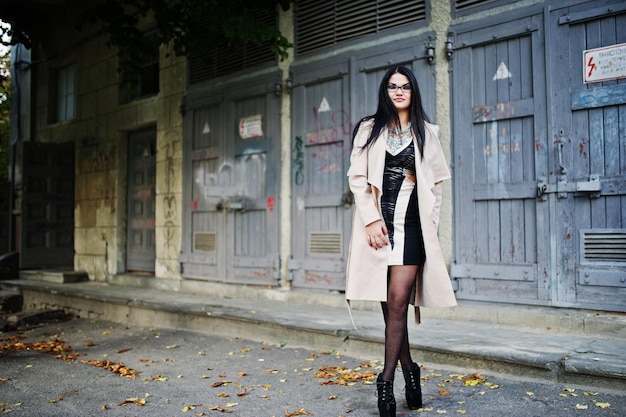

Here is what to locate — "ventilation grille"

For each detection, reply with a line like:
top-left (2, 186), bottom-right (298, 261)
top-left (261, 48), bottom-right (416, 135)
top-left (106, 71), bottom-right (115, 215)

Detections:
top-left (454, 0), bottom-right (504, 15)
top-left (188, 11), bottom-right (276, 84)
top-left (296, 0), bottom-right (426, 54)
top-left (309, 232), bottom-right (342, 254)
top-left (581, 230), bottom-right (626, 262)
top-left (194, 232), bottom-right (216, 252)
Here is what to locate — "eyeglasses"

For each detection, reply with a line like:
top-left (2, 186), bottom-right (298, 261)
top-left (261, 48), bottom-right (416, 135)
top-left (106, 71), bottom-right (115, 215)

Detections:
top-left (387, 83), bottom-right (411, 93)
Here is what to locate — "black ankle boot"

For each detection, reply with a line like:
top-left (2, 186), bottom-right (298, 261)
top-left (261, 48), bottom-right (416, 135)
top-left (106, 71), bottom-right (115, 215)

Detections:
top-left (403, 362), bottom-right (422, 409)
top-left (376, 374), bottom-right (396, 417)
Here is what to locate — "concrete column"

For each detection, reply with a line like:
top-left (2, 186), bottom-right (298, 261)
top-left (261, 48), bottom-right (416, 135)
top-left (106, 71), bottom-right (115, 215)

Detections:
top-left (431, 1), bottom-right (454, 267)
top-left (278, 6), bottom-right (295, 288)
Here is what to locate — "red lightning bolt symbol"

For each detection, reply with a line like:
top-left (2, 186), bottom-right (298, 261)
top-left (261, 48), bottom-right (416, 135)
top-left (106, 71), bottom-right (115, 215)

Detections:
top-left (587, 56), bottom-right (596, 78)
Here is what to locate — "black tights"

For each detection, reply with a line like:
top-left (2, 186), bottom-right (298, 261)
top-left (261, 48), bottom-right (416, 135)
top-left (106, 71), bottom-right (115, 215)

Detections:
top-left (380, 265), bottom-right (419, 381)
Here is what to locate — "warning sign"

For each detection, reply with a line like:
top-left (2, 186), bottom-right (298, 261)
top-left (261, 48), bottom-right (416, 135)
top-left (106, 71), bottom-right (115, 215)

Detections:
top-left (583, 43), bottom-right (626, 84)
top-left (239, 114), bottom-right (263, 139)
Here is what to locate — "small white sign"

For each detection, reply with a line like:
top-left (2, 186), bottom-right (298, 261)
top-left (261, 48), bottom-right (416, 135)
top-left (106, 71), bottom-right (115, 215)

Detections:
top-left (493, 62), bottom-right (512, 80)
top-left (583, 43), bottom-right (626, 84)
top-left (239, 114), bottom-right (263, 139)
top-left (318, 97), bottom-right (331, 112)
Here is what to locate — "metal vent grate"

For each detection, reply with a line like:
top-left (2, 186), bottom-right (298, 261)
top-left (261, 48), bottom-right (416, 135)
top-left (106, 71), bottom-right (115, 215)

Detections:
top-left (296, 0), bottom-right (426, 54)
top-left (581, 229), bottom-right (626, 262)
top-left (309, 232), bottom-right (342, 254)
top-left (188, 11), bottom-right (276, 84)
top-left (194, 232), bottom-right (216, 252)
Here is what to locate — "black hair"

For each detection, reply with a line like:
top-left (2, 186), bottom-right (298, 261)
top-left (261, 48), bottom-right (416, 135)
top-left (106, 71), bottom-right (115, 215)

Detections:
top-left (352, 66), bottom-right (429, 158)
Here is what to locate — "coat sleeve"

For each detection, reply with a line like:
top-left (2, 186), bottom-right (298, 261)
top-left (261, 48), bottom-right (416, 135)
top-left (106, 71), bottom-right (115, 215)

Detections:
top-left (347, 121), bottom-right (381, 227)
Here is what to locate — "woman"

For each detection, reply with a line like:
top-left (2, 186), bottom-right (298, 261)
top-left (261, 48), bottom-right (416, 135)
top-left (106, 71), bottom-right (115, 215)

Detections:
top-left (345, 66), bottom-right (456, 417)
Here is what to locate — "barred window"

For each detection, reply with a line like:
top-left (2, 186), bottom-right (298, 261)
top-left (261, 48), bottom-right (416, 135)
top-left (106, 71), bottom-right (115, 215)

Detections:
top-left (296, 0), bottom-right (427, 54)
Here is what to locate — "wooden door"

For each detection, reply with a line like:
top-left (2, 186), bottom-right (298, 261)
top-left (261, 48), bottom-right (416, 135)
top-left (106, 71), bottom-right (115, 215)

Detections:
top-left (289, 37), bottom-right (436, 291)
top-left (451, 13), bottom-right (551, 304)
top-left (549, 0), bottom-right (626, 311)
top-left (20, 141), bottom-right (75, 268)
top-left (126, 129), bottom-right (156, 272)
top-left (180, 77), bottom-right (281, 285)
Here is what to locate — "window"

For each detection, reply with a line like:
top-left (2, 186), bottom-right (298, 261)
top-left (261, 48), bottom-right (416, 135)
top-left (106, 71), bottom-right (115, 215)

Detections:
top-left (119, 30), bottom-right (159, 102)
top-left (55, 64), bottom-right (76, 122)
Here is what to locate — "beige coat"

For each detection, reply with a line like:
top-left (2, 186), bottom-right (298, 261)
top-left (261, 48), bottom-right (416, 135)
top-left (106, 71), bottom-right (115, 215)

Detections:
top-left (345, 119), bottom-right (457, 317)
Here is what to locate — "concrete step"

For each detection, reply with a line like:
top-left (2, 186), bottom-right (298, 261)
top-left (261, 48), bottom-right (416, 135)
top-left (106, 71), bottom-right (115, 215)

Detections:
top-left (3, 279), bottom-right (625, 393)
top-left (19, 270), bottom-right (89, 284)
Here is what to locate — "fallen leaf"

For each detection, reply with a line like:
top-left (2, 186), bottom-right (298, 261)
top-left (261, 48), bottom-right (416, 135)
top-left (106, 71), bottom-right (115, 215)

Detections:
top-left (595, 402), bottom-right (611, 408)
top-left (225, 402), bottom-right (238, 407)
top-left (236, 389), bottom-right (248, 397)
top-left (117, 397), bottom-right (146, 406)
top-left (436, 411), bottom-right (447, 414)
top-left (238, 372), bottom-right (247, 377)
top-left (456, 411), bottom-right (467, 414)
top-left (439, 390), bottom-right (450, 396)
top-left (525, 392), bottom-right (534, 397)
top-left (166, 344), bottom-right (179, 349)
top-left (285, 409), bottom-right (312, 416)
top-left (117, 348), bottom-right (132, 353)
top-left (0, 377), bottom-right (10, 381)
top-left (207, 405), bottom-right (232, 413)
top-left (575, 404), bottom-right (588, 410)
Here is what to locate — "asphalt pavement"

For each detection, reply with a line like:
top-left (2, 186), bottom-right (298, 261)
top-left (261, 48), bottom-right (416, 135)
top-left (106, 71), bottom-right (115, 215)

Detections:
top-left (1, 315), bottom-right (625, 417)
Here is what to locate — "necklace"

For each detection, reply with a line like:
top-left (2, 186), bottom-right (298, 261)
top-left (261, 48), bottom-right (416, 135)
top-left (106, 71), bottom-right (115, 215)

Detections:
top-left (386, 122), bottom-right (412, 155)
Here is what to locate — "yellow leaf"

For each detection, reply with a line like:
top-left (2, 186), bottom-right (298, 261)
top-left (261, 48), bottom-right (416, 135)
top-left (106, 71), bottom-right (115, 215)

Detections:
top-left (436, 410), bottom-right (447, 414)
top-left (225, 402), bottom-right (238, 407)
top-left (564, 388), bottom-right (575, 392)
top-left (575, 404), bottom-right (588, 410)
top-left (583, 391), bottom-right (598, 396)
top-left (595, 402), bottom-right (610, 408)
top-left (305, 358), bottom-right (315, 362)
top-left (525, 392), bottom-right (534, 397)
top-left (456, 410), bottom-right (467, 414)
top-left (559, 393), bottom-right (568, 397)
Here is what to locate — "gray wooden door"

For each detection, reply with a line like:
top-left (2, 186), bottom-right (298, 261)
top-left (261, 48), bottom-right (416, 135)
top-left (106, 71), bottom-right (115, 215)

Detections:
top-left (126, 129), bottom-right (156, 272)
top-left (289, 39), bottom-right (436, 290)
top-left (451, 13), bottom-right (551, 304)
top-left (289, 62), bottom-right (352, 290)
top-left (180, 78), bottom-right (280, 284)
top-left (548, 1), bottom-right (626, 311)
top-left (20, 141), bottom-right (75, 268)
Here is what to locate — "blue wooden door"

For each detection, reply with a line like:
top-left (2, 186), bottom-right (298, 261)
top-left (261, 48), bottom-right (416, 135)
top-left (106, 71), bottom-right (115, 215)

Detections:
top-left (180, 77), bottom-right (281, 285)
top-left (451, 13), bottom-right (551, 304)
top-left (549, 1), bottom-right (626, 311)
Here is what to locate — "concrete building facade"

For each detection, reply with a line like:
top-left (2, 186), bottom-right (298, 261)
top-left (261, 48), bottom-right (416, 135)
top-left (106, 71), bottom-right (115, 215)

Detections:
top-left (7, 0), bottom-right (625, 312)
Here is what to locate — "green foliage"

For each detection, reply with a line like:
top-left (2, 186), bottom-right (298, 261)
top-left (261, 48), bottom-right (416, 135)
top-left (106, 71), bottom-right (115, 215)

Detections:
top-left (76, 0), bottom-right (293, 82)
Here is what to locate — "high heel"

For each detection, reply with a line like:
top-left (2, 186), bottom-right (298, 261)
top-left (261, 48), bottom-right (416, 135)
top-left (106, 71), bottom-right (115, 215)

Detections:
top-left (403, 362), bottom-right (422, 409)
top-left (376, 374), bottom-right (396, 417)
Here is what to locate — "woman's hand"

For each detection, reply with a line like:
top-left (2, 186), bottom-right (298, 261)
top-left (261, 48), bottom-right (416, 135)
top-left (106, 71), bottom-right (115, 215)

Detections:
top-left (365, 220), bottom-right (389, 249)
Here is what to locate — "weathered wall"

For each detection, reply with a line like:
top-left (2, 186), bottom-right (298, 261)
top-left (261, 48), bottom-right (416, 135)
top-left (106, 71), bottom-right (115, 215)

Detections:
top-left (29, 11), bottom-right (186, 282)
